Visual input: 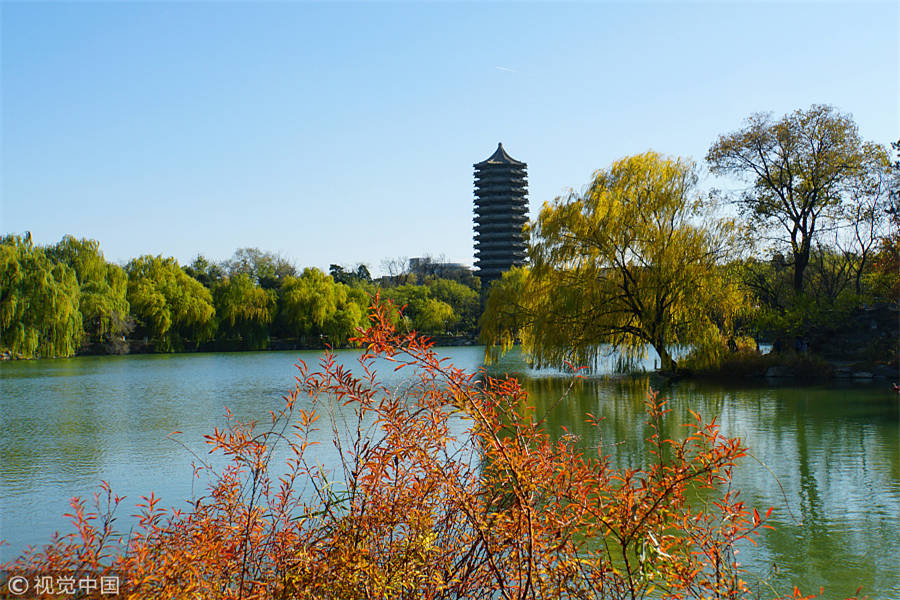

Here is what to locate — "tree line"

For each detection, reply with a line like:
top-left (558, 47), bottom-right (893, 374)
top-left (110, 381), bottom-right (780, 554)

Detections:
top-left (4, 104), bottom-right (896, 366)
top-left (0, 238), bottom-right (481, 358)
top-left (480, 105), bottom-right (898, 372)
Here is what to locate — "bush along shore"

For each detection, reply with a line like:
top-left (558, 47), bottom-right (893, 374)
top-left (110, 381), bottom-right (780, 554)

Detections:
top-left (677, 303), bottom-right (898, 383)
top-left (678, 349), bottom-right (897, 383)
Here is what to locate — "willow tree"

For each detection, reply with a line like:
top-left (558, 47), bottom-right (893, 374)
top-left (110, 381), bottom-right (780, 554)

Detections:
top-left (0, 233), bottom-right (83, 358)
top-left (321, 284), bottom-right (368, 346)
top-left (481, 151), bottom-right (743, 372)
top-left (213, 273), bottom-right (276, 349)
top-left (48, 236), bottom-right (131, 346)
top-left (278, 268), bottom-right (340, 339)
top-left (126, 255), bottom-right (216, 351)
top-left (277, 268), bottom-right (369, 346)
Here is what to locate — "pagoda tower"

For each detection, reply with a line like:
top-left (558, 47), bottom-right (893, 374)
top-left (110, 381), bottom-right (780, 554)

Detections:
top-left (473, 143), bottom-right (528, 286)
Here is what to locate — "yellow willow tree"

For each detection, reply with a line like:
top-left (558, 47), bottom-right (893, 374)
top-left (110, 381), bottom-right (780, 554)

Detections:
top-left (0, 233), bottom-right (83, 358)
top-left (126, 255), bottom-right (216, 351)
top-left (481, 151), bottom-right (744, 372)
top-left (48, 235), bottom-right (131, 347)
top-left (213, 273), bottom-right (276, 349)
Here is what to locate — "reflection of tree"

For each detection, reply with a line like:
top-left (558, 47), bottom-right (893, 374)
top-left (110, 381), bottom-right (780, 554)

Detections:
top-left (514, 373), bottom-right (899, 598)
top-left (794, 423), bottom-right (824, 538)
top-left (522, 377), bottom-right (676, 471)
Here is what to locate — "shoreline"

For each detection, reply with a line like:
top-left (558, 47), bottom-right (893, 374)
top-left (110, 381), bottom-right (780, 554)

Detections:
top-left (0, 333), bottom-right (480, 362)
top-left (667, 355), bottom-right (898, 385)
top-left (3, 338), bottom-right (895, 388)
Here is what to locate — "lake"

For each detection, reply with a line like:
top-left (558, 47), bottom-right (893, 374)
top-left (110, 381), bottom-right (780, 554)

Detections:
top-left (1, 347), bottom-right (897, 598)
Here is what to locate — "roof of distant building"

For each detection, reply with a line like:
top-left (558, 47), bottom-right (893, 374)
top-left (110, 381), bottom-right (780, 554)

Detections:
top-left (474, 143), bottom-right (526, 168)
top-left (409, 257), bottom-right (472, 271)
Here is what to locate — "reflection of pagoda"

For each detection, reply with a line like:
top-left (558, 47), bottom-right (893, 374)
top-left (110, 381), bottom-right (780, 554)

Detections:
top-left (473, 143), bottom-right (528, 286)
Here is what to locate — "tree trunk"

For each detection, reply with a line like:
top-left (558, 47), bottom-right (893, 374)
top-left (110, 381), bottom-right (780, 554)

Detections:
top-left (655, 343), bottom-right (676, 373)
top-left (855, 254), bottom-right (866, 295)
top-left (793, 249), bottom-right (809, 294)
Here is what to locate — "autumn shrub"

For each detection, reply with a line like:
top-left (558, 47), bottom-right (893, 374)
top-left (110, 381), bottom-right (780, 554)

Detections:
top-left (2, 300), bottom-right (841, 599)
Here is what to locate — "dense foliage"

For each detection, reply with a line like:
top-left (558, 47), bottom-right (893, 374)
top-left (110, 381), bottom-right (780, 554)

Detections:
top-left (0, 233), bottom-right (82, 358)
top-left (126, 255), bottom-right (217, 352)
top-left (214, 273), bottom-right (277, 350)
top-left (480, 107), bottom-right (897, 372)
top-left (0, 240), bottom-right (480, 358)
top-left (481, 152), bottom-right (744, 372)
top-left (277, 268), bottom-right (369, 346)
top-left (0, 301), bottom-right (844, 599)
top-left (48, 236), bottom-right (132, 350)
top-left (714, 130), bottom-right (898, 360)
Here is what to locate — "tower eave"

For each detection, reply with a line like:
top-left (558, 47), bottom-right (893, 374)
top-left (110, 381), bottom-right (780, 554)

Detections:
top-left (474, 142), bottom-right (526, 167)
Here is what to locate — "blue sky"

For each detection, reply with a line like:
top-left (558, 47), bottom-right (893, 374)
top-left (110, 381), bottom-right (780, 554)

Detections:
top-left (2, 1), bottom-right (897, 274)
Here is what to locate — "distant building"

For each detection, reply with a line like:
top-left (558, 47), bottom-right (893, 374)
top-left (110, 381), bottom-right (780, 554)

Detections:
top-left (473, 143), bottom-right (528, 286)
top-left (408, 257), bottom-right (472, 280)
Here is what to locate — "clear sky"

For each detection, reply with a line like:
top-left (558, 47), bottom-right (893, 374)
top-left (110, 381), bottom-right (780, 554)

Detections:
top-left (2, 1), bottom-right (897, 274)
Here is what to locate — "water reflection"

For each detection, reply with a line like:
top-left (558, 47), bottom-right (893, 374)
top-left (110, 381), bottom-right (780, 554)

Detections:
top-left (523, 375), bottom-right (899, 599)
top-left (1, 349), bottom-right (897, 598)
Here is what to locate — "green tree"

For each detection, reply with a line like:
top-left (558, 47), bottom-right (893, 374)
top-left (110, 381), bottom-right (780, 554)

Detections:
top-left (0, 233), bottom-right (83, 358)
top-left (223, 248), bottom-right (296, 290)
top-left (278, 268), bottom-right (368, 345)
top-left (734, 254), bottom-right (792, 316)
top-left (278, 268), bottom-right (338, 339)
top-left (387, 284), bottom-right (455, 334)
top-left (126, 255), bottom-right (216, 351)
top-left (213, 273), bottom-right (276, 349)
top-left (321, 284), bottom-right (368, 346)
top-left (183, 254), bottom-right (226, 289)
top-left (866, 139), bottom-right (900, 301)
top-left (427, 278), bottom-right (480, 332)
top-left (355, 263), bottom-right (372, 283)
top-left (707, 104), bottom-right (889, 293)
top-left (478, 266), bottom-right (529, 352)
top-left (329, 263), bottom-right (373, 286)
top-left (48, 236), bottom-right (131, 348)
top-left (481, 151), bottom-right (743, 372)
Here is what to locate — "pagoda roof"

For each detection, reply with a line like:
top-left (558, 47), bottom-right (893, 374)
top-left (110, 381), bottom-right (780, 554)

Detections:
top-left (474, 143), bottom-right (526, 167)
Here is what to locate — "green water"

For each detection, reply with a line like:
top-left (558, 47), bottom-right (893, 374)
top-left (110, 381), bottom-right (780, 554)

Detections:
top-left (1, 348), bottom-right (897, 598)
